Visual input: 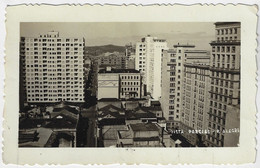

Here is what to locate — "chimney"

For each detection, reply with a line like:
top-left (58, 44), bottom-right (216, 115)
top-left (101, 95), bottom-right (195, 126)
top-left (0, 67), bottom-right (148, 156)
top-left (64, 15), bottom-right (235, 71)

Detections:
top-left (106, 66), bottom-right (111, 72)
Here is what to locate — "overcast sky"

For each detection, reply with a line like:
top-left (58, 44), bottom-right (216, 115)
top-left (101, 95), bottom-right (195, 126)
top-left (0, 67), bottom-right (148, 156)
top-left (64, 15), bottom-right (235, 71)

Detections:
top-left (20, 22), bottom-right (215, 50)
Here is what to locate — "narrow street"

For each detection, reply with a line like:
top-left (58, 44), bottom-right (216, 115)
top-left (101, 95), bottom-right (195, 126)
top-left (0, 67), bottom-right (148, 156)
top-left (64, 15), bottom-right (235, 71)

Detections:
top-left (79, 61), bottom-right (98, 147)
top-left (82, 106), bottom-right (97, 147)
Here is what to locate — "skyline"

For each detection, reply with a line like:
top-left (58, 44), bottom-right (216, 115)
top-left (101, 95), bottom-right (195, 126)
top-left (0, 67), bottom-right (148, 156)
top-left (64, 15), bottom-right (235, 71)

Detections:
top-left (20, 22), bottom-right (215, 50)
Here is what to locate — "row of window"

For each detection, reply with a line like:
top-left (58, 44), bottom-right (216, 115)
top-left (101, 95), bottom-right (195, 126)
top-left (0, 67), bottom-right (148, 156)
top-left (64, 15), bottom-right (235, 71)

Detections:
top-left (27, 86), bottom-right (83, 91)
top-left (24, 45), bottom-right (81, 49)
top-left (216, 27), bottom-right (238, 35)
top-left (121, 87), bottom-right (139, 91)
top-left (26, 72), bottom-right (83, 76)
top-left (216, 36), bottom-right (238, 41)
top-left (27, 83), bottom-right (83, 88)
top-left (211, 79), bottom-right (238, 89)
top-left (26, 37), bottom-right (82, 42)
top-left (121, 81), bottom-right (140, 86)
top-left (27, 51), bottom-right (83, 55)
top-left (211, 71), bottom-right (237, 80)
top-left (28, 98), bottom-right (84, 102)
top-left (212, 46), bottom-right (237, 53)
top-left (121, 75), bottom-right (140, 80)
top-left (28, 94), bottom-right (83, 97)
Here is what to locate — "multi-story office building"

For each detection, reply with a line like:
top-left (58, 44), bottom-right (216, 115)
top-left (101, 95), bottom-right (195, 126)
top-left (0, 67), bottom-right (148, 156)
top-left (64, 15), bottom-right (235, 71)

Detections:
top-left (97, 67), bottom-right (142, 100)
top-left (205, 22), bottom-right (241, 147)
top-left (20, 31), bottom-right (85, 103)
top-left (125, 44), bottom-right (136, 69)
top-left (161, 44), bottom-right (210, 133)
top-left (96, 52), bottom-right (126, 70)
top-left (135, 35), bottom-right (168, 100)
top-left (181, 63), bottom-right (210, 146)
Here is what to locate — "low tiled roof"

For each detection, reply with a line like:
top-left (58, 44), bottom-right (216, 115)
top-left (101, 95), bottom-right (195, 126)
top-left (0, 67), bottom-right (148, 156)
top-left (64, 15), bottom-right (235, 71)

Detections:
top-left (19, 128), bottom-right (53, 147)
top-left (125, 107), bottom-right (157, 119)
top-left (171, 134), bottom-right (194, 147)
top-left (45, 113), bottom-right (78, 130)
top-left (53, 106), bottom-right (79, 115)
top-left (98, 104), bottom-right (125, 118)
top-left (98, 118), bottom-right (125, 126)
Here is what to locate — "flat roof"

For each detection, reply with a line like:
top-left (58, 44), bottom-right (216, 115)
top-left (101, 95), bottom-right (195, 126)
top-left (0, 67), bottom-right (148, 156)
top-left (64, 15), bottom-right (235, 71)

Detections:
top-left (130, 123), bottom-right (159, 132)
top-left (173, 44), bottom-right (195, 48)
top-left (215, 22), bottom-right (240, 26)
top-left (99, 69), bottom-right (140, 73)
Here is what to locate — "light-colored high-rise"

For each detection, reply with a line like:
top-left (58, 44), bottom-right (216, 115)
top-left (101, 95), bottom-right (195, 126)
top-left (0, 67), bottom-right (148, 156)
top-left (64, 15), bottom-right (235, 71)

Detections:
top-left (135, 35), bottom-right (168, 100)
top-left (161, 44), bottom-right (210, 133)
top-left (20, 31), bottom-right (85, 103)
top-left (205, 22), bottom-right (241, 147)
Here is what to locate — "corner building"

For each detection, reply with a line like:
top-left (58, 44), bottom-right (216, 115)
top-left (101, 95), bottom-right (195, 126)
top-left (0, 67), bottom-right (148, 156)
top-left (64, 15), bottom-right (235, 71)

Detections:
top-left (97, 68), bottom-right (142, 100)
top-left (20, 31), bottom-right (85, 103)
top-left (205, 22), bottom-right (241, 147)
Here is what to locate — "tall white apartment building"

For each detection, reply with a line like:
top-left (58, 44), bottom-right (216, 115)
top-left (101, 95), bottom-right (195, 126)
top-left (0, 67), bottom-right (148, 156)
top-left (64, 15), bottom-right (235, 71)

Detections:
top-left (135, 35), bottom-right (168, 100)
top-left (20, 31), bottom-right (85, 103)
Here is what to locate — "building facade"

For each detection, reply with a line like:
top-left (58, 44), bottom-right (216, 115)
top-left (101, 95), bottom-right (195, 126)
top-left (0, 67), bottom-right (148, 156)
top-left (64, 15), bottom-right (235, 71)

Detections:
top-left (125, 43), bottom-right (136, 69)
top-left (161, 45), bottom-right (196, 129)
top-left (135, 35), bottom-right (168, 100)
top-left (20, 31), bottom-right (85, 103)
top-left (96, 52), bottom-right (126, 70)
top-left (161, 44), bottom-right (210, 135)
top-left (205, 22), bottom-right (241, 147)
top-left (181, 63), bottom-right (210, 146)
top-left (97, 68), bottom-right (142, 100)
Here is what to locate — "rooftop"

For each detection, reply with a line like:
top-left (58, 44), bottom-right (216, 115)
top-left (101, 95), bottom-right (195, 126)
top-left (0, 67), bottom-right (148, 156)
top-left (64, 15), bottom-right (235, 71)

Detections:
top-left (118, 129), bottom-right (133, 139)
top-left (99, 68), bottom-right (140, 74)
top-left (98, 118), bottom-right (126, 126)
top-left (215, 22), bottom-right (240, 26)
top-left (173, 44), bottom-right (195, 48)
top-left (171, 133), bottom-right (194, 147)
top-left (98, 104), bottom-right (125, 118)
top-left (184, 50), bottom-right (210, 54)
top-left (45, 112), bottom-right (78, 129)
top-left (19, 128), bottom-right (53, 147)
top-left (53, 106), bottom-right (79, 115)
top-left (125, 107), bottom-right (157, 119)
top-left (130, 123), bottom-right (159, 132)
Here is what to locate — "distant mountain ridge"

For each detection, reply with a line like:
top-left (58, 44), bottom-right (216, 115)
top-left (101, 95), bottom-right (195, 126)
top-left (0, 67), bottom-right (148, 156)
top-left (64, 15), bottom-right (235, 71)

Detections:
top-left (85, 44), bottom-right (126, 56)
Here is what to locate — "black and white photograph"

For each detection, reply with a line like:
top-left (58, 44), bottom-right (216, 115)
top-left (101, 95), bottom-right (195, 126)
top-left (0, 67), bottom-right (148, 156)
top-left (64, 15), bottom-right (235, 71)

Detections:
top-left (18, 22), bottom-right (241, 148)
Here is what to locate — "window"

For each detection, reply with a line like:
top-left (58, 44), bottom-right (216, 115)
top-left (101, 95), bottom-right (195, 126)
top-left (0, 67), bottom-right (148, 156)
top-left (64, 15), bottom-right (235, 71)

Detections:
top-left (234, 28), bottom-right (237, 34)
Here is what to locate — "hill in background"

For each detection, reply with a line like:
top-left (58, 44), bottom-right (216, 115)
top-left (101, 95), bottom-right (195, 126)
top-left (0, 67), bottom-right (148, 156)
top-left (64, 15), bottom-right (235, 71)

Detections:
top-left (85, 45), bottom-right (126, 56)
